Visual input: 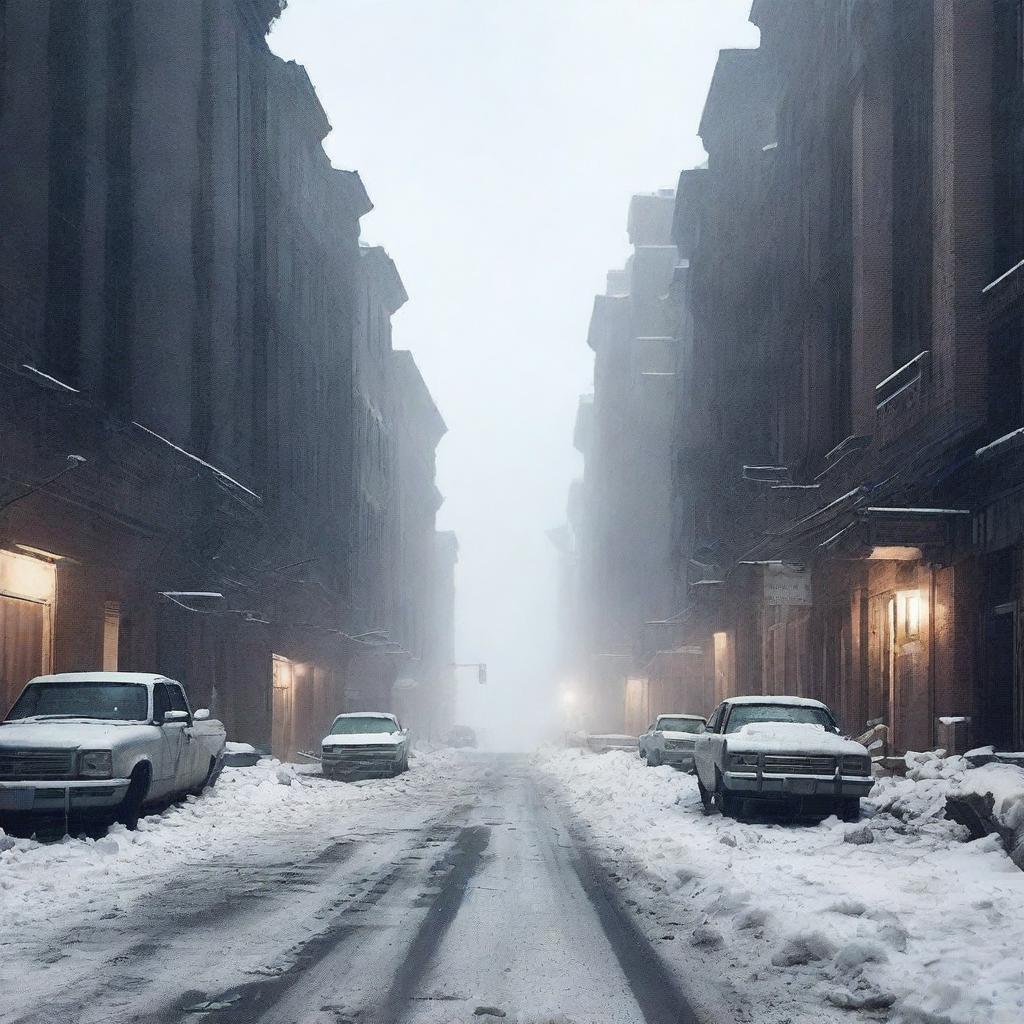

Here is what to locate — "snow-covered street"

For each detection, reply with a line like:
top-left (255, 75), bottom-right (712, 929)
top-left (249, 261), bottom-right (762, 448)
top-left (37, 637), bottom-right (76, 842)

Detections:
top-left (0, 752), bottom-right (700, 1024)
top-left (539, 748), bottom-right (1024, 1024)
top-left (5, 748), bottom-right (1024, 1024)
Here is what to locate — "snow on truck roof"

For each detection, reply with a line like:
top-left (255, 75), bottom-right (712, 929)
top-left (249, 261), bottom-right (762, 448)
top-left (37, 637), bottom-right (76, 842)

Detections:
top-left (332, 712), bottom-right (399, 721)
top-left (28, 672), bottom-right (175, 686)
top-left (723, 695), bottom-right (829, 708)
top-left (657, 713), bottom-right (705, 720)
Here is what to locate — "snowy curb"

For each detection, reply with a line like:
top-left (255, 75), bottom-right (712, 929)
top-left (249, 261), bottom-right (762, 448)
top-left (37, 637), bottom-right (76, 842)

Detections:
top-left (537, 747), bottom-right (1024, 1024)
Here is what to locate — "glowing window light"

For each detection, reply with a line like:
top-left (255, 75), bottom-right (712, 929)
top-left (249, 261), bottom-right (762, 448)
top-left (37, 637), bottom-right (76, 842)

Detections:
top-left (0, 549), bottom-right (56, 603)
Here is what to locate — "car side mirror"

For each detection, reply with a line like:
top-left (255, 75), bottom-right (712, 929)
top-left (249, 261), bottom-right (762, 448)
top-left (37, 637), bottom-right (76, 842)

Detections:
top-left (163, 710), bottom-right (189, 724)
top-left (193, 708), bottom-right (210, 721)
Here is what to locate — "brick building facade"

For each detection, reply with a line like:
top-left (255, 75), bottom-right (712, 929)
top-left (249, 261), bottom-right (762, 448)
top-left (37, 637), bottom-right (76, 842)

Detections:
top-left (0, 0), bottom-right (456, 755)
top-left (567, 1), bottom-right (1024, 754)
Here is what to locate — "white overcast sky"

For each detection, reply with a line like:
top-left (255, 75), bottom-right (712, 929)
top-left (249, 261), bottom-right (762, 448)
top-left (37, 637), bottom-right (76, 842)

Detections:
top-left (270, 0), bottom-right (758, 749)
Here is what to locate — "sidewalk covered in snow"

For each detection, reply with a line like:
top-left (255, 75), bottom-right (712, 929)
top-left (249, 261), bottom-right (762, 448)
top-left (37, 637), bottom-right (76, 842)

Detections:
top-left (538, 748), bottom-right (1024, 1024)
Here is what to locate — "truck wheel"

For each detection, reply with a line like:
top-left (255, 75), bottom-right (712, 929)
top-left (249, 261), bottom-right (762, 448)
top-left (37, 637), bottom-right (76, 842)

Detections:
top-left (697, 776), bottom-right (713, 814)
top-left (118, 764), bottom-right (150, 831)
top-left (839, 798), bottom-right (861, 823)
top-left (714, 774), bottom-right (738, 818)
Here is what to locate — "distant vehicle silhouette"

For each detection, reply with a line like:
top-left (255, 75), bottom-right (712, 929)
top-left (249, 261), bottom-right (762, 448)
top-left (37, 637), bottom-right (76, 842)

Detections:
top-left (446, 725), bottom-right (478, 748)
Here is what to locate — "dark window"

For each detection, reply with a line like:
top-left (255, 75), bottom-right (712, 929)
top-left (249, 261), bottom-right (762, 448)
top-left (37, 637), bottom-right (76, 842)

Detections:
top-left (153, 684), bottom-right (171, 721)
top-left (165, 684), bottom-right (189, 715)
top-left (706, 704), bottom-right (724, 733)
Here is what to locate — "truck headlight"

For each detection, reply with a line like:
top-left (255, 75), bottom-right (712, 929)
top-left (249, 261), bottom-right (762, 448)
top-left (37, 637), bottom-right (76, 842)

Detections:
top-left (842, 756), bottom-right (872, 777)
top-left (728, 752), bottom-right (759, 769)
top-left (78, 750), bottom-right (113, 778)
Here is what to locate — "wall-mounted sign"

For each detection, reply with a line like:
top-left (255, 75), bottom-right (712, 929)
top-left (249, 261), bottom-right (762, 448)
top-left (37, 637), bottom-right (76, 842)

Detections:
top-left (764, 563), bottom-right (812, 607)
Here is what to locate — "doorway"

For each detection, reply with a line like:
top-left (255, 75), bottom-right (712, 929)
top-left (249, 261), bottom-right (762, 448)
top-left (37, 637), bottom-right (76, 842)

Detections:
top-left (271, 654), bottom-right (294, 760)
top-left (0, 595), bottom-right (46, 715)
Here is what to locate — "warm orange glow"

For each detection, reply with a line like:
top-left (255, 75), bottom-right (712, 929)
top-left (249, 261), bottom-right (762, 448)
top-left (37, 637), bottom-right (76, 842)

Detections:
top-left (103, 602), bottom-right (120, 671)
top-left (0, 549), bottom-right (56, 603)
top-left (272, 653), bottom-right (294, 689)
top-left (869, 546), bottom-right (923, 561)
top-left (903, 591), bottom-right (921, 637)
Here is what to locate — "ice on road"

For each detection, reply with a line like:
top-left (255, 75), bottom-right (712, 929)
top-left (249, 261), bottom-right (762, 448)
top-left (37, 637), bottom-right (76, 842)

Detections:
top-left (0, 753), bottom-right (699, 1024)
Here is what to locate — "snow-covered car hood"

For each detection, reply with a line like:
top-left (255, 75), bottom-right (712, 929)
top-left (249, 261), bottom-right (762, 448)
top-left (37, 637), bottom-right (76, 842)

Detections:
top-left (0, 719), bottom-right (156, 749)
top-left (321, 732), bottom-right (404, 748)
top-left (725, 722), bottom-right (868, 757)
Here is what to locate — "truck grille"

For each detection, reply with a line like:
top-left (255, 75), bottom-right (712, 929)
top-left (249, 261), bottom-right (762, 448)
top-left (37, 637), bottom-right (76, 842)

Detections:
top-left (322, 745), bottom-right (399, 773)
top-left (0, 749), bottom-right (75, 780)
top-left (323, 745), bottom-right (396, 758)
top-left (763, 755), bottom-right (836, 776)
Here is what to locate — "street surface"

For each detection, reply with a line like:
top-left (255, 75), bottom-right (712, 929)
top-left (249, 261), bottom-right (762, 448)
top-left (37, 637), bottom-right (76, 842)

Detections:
top-left (0, 754), bottom-right (701, 1024)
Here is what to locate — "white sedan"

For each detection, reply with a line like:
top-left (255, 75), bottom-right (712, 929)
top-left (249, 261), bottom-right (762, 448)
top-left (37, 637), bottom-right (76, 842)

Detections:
top-left (638, 714), bottom-right (706, 770)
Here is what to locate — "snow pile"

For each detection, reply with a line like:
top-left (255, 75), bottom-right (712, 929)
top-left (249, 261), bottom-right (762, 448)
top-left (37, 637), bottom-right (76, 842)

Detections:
top-left (539, 748), bottom-right (1024, 1024)
top-left (954, 762), bottom-right (1024, 824)
top-left (224, 741), bottom-right (257, 753)
top-left (0, 751), bottom-right (458, 935)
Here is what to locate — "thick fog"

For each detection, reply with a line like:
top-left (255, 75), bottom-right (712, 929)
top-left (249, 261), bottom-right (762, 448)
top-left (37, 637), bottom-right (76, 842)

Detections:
top-left (271, 1), bottom-right (757, 750)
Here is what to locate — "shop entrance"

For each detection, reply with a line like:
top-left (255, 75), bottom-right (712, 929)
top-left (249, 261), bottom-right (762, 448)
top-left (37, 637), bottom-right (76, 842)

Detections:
top-left (0, 595), bottom-right (46, 715)
top-left (0, 550), bottom-right (56, 715)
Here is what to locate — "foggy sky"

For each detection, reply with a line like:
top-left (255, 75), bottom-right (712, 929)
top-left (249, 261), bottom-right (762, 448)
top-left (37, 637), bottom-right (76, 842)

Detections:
top-left (270, 0), bottom-right (758, 749)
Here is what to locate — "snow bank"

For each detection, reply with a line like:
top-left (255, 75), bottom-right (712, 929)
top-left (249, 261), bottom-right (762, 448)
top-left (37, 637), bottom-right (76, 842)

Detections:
top-left (224, 741), bottom-right (257, 754)
top-left (538, 748), bottom-right (1024, 1024)
top-left (0, 751), bottom-right (458, 935)
top-left (954, 762), bottom-right (1024, 824)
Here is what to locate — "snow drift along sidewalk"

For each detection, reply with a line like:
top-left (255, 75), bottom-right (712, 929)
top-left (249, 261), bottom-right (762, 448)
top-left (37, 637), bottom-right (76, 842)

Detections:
top-left (0, 751), bottom-right (458, 935)
top-left (539, 748), bottom-right (1024, 1024)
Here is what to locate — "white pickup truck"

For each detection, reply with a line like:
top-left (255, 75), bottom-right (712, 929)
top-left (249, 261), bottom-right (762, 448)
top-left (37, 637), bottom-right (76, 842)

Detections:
top-left (321, 712), bottom-right (410, 778)
top-left (693, 695), bottom-right (873, 821)
top-left (0, 672), bottom-right (226, 830)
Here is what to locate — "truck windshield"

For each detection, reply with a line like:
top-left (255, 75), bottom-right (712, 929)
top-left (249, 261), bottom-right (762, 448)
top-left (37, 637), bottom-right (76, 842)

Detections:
top-left (330, 716), bottom-right (399, 735)
top-left (657, 717), bottom-right (703, 733)
top-left (725, 704), bottom-right (836, 734)
top-left (6, 682), bottom-right (149, 722)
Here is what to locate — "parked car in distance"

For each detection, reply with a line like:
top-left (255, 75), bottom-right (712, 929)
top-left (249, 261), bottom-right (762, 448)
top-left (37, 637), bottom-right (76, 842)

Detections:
top-left (446, 724), bottom-right (478, 748)
top-left (0, 672), bottom-right (226, 831)
top-left (321, 712), bottom-right (410, 778)
top-left (585, 734), bottom-right (638, 754)
top-left (638, 713), bottom-right (706, 770)
top-left (693, 695), bottom-right (873, 821)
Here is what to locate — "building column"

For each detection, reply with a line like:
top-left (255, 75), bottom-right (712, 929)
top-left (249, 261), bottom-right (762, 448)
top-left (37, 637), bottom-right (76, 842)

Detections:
top-left (931, 0), bottom-right (993, 426)
top-left (851, 37), bottom-right (894, 435)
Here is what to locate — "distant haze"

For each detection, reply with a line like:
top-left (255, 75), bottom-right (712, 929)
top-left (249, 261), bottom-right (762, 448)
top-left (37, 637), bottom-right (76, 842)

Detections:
top-left (271, 0), bottom-right (758, 750)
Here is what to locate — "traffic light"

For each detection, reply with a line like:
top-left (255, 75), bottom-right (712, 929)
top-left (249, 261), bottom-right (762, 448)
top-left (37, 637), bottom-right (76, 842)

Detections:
top-left (478, 664), bottom-right (487, 685)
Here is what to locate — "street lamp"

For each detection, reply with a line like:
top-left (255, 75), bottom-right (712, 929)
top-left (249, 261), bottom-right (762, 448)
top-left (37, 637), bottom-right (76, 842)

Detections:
top-left (0, 454), bottom-right (87, 515)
